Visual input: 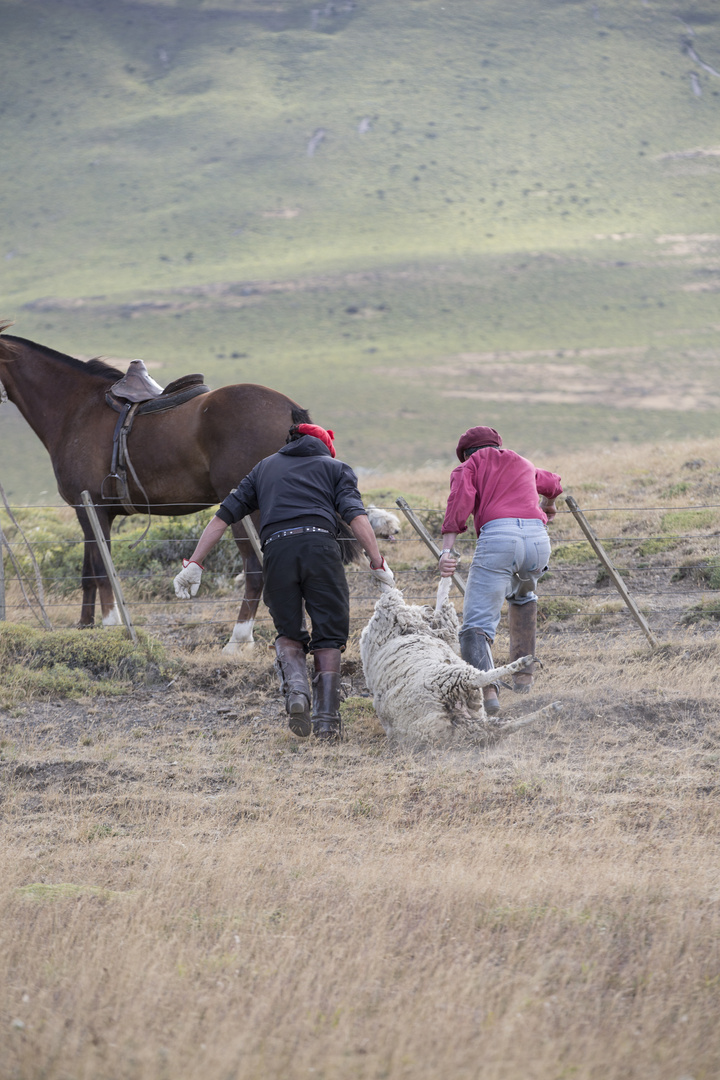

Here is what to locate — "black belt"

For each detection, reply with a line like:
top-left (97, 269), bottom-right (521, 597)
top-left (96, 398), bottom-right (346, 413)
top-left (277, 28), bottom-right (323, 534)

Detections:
top-left (264, 526), bottom-right (332, 547)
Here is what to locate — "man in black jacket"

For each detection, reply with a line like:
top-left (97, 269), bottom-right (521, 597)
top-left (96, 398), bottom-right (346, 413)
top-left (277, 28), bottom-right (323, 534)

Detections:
top-left (173, 423), bottom-right (394, 741)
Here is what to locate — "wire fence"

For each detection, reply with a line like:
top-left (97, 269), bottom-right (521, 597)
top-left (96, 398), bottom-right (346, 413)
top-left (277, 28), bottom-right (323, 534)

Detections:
top-left (1, 500), bottom-right (718, 639)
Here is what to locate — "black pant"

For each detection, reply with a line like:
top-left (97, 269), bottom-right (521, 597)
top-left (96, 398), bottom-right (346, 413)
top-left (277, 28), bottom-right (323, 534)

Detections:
top-left (262, 533), bottom-right (350, 651)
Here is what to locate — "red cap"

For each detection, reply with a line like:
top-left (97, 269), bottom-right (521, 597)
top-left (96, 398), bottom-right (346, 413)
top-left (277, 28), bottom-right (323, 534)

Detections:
top-left (296, 423), bottom-right (336, 457)
top-left (455, 426), bottom-right (502, 462)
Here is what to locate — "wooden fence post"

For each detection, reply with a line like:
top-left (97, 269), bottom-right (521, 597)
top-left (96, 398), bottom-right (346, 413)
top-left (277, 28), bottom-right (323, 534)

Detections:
top-left (241, 515), bottom-right (264, 566)
top-left (81, 491), bottom-right (138, 644)
top-left (564, 494), bottom-right (658, 649)
top-left (395, 497), bottom-right (467, 595)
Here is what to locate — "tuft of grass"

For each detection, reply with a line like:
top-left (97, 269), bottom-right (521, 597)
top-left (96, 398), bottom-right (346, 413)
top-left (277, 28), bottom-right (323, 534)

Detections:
top-left (0, 624), bottom-right (170, 706)
top-left (538, 597), bottom-right (583, 621)
top-left (673, 558), bottom-right (720, 590)
top-left (17, 883), bottom-right (129, 902)
top-left (552, 542), bottom-right (596, 565)
top-left (661, 482), bottom-right (691, 498)
top-left (681, 597), bottom-right (720, 625)
top-left (661, 510), bottom-right (717, 535)
top-left (340, 696), bottom-right (384, 738)
top-left (636, 537), bottom-right (679, 557)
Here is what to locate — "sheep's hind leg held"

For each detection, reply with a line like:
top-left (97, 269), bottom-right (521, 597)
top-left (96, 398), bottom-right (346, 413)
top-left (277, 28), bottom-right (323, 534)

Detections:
top-left (459, 627), bottom-right (501, 716)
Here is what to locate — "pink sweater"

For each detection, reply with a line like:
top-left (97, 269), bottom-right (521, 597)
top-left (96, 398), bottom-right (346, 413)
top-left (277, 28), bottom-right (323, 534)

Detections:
top-left (442, 448), bottom-right (563, 535)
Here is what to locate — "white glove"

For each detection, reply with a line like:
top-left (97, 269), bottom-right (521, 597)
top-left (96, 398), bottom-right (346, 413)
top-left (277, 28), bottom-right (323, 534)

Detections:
top-left (370, 557), bottom-right (395, 587)
top-left (173, 559), bottom-right (203, 599)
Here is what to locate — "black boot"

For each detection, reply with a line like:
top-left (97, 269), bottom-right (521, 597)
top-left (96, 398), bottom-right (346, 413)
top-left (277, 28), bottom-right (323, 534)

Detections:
top-left (459, 626), bottom-right (501, 716)
top-left (311, 648), bottom-right (343, 741)
top-left (275, 637), bottom-right (311, 737)
top-left (508, 601), bottom-right (537, 693)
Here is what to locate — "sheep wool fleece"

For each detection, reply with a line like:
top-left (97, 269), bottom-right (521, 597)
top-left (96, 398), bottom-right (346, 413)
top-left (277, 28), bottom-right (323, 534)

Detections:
top-left (360, 588), bottom-right (557, 747)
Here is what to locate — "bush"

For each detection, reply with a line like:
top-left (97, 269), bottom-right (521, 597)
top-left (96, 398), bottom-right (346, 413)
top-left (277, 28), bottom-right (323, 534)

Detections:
top-left (2, 507), bottom-right (245, 600)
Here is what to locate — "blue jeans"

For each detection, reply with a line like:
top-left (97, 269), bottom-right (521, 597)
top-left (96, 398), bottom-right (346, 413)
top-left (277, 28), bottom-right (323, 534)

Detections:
top-left (461, 518), bottom-right (551, 642)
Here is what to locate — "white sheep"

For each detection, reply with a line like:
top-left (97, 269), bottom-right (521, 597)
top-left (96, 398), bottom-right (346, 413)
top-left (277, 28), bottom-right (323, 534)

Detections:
top-left (360, 587), bottom-right (560, 747)
top-left (366, 504), bottom-right (401, 541)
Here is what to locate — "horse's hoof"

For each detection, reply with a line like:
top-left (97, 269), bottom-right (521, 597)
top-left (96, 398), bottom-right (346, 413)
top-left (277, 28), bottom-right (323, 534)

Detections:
top-left (221, 640), bottom-right (255, 656)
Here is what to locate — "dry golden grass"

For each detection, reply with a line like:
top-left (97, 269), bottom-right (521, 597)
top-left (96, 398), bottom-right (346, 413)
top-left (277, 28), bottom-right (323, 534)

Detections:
top-left (2, 438), bottom-right (720, 1078)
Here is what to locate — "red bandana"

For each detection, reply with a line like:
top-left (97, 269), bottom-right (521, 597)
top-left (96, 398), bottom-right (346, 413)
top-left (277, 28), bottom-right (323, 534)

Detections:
top-left (297, 423), bottom-right (336, 457)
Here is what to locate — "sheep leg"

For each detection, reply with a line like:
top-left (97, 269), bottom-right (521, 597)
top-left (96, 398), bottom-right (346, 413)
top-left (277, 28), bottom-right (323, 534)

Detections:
top-left (470, 654), bottom-right (535, 687)
top-left (491, 700), bottom-right (563, 736)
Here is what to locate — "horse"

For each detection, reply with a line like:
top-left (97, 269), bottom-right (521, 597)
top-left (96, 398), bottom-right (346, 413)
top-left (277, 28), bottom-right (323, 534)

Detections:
top-left (0, 323), bottom-right (337, 650)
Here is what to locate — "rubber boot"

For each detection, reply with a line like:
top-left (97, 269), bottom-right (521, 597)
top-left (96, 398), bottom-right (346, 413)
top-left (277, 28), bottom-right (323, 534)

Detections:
top-left (508, 601), bottom-right (537, 693)
top-left (274, 637), bottom-right (311, 737)
top-left (311, 648), bottom-right (343, 742)
top-left (459, 627), bottom-right (501, 716)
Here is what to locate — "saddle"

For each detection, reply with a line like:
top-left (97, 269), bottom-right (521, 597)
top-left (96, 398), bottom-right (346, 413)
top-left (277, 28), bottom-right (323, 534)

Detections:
top-left (103, 359), bottom-right (210, 515)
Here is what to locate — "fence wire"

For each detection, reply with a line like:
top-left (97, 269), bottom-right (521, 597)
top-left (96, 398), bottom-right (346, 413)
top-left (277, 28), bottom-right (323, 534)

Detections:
top-left (1, 498), bottom-right (718, 637)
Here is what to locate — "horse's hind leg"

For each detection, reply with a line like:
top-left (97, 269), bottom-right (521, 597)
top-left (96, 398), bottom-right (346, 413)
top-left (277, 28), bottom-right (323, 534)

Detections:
top-left (79, 537), bottom-right (98, 627)
top-left (76, 506), bottom-right (119, 628)
top-left (222, 530), bottom-right (264, 655)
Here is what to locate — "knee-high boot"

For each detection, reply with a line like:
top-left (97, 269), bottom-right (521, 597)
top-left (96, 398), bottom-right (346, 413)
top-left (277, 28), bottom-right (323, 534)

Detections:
top-left (508, 601), bottom-right (537, 692)
top-left (312, 648), bottom-right (342, 741)
top-left (275, 637), bottom-right (311, 737)
top-left (458, 627), bottom-right (500, 716)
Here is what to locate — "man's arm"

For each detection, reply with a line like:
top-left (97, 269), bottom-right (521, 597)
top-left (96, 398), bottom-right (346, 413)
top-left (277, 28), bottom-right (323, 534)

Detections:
top-left (173, 515), bottom-right (229, 598)
top-left (187, 514), bottom-right (230, 566)
top-left (539, 496), bottom-right (558, 522)
top-left (348, 513), bottom-right (383, 568)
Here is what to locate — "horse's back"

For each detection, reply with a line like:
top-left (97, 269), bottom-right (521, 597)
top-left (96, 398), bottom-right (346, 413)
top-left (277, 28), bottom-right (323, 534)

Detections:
top-left (175, 382), bottom-right (309, 498)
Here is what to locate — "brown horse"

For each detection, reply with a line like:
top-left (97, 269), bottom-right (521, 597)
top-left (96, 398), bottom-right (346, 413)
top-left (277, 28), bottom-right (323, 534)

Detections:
top-left (0, 324), bottom-right (315, 648)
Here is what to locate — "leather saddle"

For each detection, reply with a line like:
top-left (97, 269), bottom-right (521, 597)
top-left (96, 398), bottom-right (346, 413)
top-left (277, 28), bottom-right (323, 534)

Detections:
top-left (103, 360), bottom-right (210, 514)
top-left (106, 359), bottom-right (209, 414)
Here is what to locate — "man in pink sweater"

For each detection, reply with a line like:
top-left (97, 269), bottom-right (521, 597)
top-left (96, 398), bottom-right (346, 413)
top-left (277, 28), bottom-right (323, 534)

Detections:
top-left (438, 426), bottom-right (562, 714)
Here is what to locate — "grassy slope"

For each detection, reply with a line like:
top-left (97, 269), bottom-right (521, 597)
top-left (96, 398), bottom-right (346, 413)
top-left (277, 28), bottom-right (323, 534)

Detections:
top-left (1, 0), bottom-right (720, 500)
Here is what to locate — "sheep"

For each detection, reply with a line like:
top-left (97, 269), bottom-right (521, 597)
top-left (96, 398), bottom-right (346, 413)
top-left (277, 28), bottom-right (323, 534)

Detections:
top-left (366, 504), bottom-right (401, 541)
top-left (360, 587), bottom-right (561, 747)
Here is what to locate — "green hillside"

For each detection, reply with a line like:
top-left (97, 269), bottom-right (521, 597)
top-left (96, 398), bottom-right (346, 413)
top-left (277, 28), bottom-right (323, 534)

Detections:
top-left (1, 0), bottom-right (719, 502)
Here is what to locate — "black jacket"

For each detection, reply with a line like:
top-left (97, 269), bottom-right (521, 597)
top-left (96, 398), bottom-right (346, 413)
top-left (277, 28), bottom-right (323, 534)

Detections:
top-left (216, 435), bottom-right (367, 542)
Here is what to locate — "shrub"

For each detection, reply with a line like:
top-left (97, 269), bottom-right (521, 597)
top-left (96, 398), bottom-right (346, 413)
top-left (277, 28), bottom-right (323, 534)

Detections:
top-left (2, 508), bottom-right (245, 599)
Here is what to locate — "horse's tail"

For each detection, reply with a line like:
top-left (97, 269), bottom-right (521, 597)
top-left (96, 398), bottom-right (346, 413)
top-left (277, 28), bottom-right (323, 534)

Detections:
top-left (336, 517), bottom-right (364, 565)
top-left (291, 404), bottom-right (311, 426)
